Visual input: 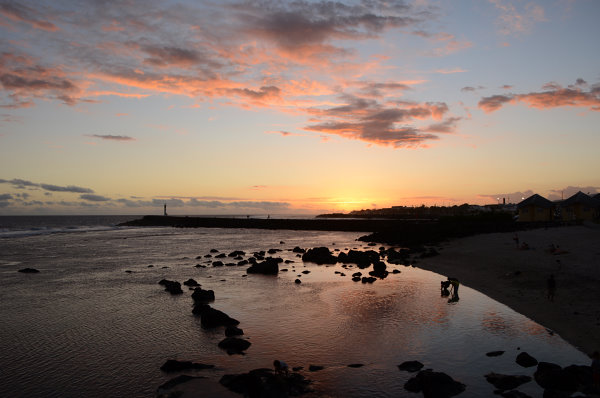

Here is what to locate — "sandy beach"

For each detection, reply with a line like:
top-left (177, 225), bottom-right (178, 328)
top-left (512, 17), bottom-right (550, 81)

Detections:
top-left (418, 224), bottom-right (600, 356)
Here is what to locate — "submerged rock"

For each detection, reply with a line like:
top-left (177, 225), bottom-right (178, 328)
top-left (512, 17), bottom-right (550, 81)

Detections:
top-left (191, 287), bottom-right (215, 303)
top-left (516, 352), bottom-right (538, 368)
top-left (192, 304), bottom-right (239, 328)
top-left (485, 372), bottom-right (531, 390)
top-left (302, 247), bottom-right (337, 265)
top-left (218, 337), bottom-right (251, 354)
top-left (160, 359), bottom-right (214, 372)
top-left (158, 279), bottom-right (183, 295)
top-left (397, 360), bottom-right (424, 372)
top-left (220, 368), bottom-right (312, 396)
top-left (404, 369), bottom-right (466, 398)
top-left (18, 268), bottom-right (40, 273)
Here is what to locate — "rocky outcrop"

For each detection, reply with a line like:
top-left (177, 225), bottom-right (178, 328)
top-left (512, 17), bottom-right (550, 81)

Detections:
top-left (369, 261), bottom-right (388, 279)
top-left (160, 359), bottom-right (214, 372)
top-left (404, 369), bottom-right (466, 398)
top-left (158, 279), bottom-right (183, 295)
top-left (534, 362), bottom-right (591, 393)
top-left (192, 304), bottom-right (239, 328)
top-left (302, 247), bottom-right (337, 265)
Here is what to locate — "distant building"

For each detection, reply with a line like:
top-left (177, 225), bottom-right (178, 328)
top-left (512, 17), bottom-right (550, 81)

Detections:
top-left (560, 191), bottom-right (600, 221)
top-left (516, 194), bottom-right (555, 222)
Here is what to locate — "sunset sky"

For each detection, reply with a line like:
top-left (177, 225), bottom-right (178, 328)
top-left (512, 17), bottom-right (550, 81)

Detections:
top-left (1, 0), bottom-right (599, 215)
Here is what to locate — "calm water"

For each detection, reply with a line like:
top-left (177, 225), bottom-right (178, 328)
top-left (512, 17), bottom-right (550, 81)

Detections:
top-left (0, 217), bottom-right (589, 397)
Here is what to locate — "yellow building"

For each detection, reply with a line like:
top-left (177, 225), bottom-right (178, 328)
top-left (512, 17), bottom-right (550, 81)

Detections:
top-left (517, 194), bottom-right (554, 222)
top-left (560, 191), bottom-right (600, 221)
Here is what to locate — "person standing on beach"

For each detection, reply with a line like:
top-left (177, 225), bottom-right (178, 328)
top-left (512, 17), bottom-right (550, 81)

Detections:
top-left (547, 274), bottom-right (556, 301)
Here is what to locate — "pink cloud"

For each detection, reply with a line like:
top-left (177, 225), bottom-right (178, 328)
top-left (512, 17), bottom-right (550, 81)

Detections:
top-left (0, 2), bottom-right (60, 32)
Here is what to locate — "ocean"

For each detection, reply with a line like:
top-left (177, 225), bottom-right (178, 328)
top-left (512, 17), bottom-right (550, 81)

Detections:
top-left (0, 216), bottom-right (589, 397)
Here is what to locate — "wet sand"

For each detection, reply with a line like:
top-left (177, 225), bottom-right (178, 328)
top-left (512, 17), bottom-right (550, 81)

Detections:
top-left (418, 224), bottom-right (600, 356)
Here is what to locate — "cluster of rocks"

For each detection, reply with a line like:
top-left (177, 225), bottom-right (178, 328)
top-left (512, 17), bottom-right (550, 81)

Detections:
top-left (219, 367), bottom-right (313, 397)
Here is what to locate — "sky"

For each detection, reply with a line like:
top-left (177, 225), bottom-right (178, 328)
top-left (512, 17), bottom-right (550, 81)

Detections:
top-left (1, 0), bottom-right (599, 215)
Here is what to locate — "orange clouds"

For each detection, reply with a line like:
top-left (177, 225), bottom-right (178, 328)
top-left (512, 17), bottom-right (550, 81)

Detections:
top-left (478, 80), bottom-right (600, 113)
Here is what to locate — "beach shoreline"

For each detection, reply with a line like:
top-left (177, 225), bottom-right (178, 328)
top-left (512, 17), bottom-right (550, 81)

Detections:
top-left (417, 224), bottom-right (600, 356)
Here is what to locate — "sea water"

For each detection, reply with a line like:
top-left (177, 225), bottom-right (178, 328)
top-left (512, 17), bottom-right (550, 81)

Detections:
top-left (0, 216), bottom-right (589, 397)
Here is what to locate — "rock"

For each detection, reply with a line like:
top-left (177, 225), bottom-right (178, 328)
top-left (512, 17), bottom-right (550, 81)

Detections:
top-left (267, 248), bottom-right (281, 254)
top-left (18, 268), bottom-right (40, 273)
top-left (218, 337), bottom-right (251, 354)
top-left (228, 250), bottom-right (245, 257)
top-left (215, 253), bottom-right (226, 258)
top-left (361, 276), bottom-right (376, 283)
top-left (404, 369), bottom-right (466, 398)
top-left (337, 250), bottom-right (380, 268)
top-left (292, 246), bottom-right (306, 253)
top-left (158, 374), bottom-right (199, 391)
top-left (294, 279), bottom-right (301, 284)
top-left (397, 360), bottom-right (424, 372)
top-left (302, 270), bottom-right (310, 274)
top-left (183, 278), bottom-right (200, 287)
top-left (486, 351), bottom-right (505, 357)
top-left (192, 304), bottom-right (239, 328)
top-left (225, 325), bottom-right (244, 337)
top-left (124, 270), bottom-right (133, 273)
top-left (191, 287), bottom-right (215, 303)
top-left (499, 390), bottom-right (533, 398)
top-left (158, 279), bottom-right (183, 295)
top-left (160, 359), bottom-right (214, 372)
top-left (534, 362), bottom-right (578, 392)
top-left (237, 260), bottom-right (248, 266)
top-left (212, 261), bottom-right (224, 267)
top-left (247, 257), bottom-right (280, 275)
top-left (220, 368), bottom-right (311, 397)
top-left (352, 277), bottom-right (361, 282)
top-left (516, 352), bottom-right (538, 368)
top-left (485, 372), bottom-right (531, 390)
top-left (369, 261), bottom-right (388, 279)
top-left (302, 247), bottom-right (337, 265)
top-left (308, 365), bottom-right (324, 371)
top-left (210, 249), bottom-right (219, 253)
top-left (347, 363), bottom-right (364, 368)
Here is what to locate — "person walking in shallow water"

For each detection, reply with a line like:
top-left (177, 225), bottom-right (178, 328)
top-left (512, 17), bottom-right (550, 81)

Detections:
top-left (547, 274), bottom-right (556, 301)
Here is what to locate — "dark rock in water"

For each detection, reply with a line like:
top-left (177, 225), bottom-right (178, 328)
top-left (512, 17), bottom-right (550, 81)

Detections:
top-left (385, 248), bottom-right (410, 264)
top-left (347, 363), bottom-right (364, 368)
top-left (534, 362), bottom-right (579, 392)
top-left (158, 279), bottom-right (183, 295)
top-left (148, 264), bottom-right (154, 267)
top-left (352, 276), bottom-right (361, 282)
top-left (125, 270), bottom-right (133, 273)
top-left (516, 352), bottom-right (538, 368)
top-left (158, 374), bottom-right (199, 391)
top-left (485, 372), bottom-right (531, 390)
top-left (212, 261), bottom-right (224, 267)
top-left (215, 253), bottom-right (227, 258)
top-left (192, 304), bottom-right (239, 328)
top-left (220, 368), bottom-right (312, 397)
top-left (392, 269), bottom-right (401, 274)
top-left (218, 337), bottom-right (251, 354)
top-left (247, 257), bottom-right (280, 275)
top-left (18, 268), bottom-right (40, 273)
top-left (302, 270), bottom-right (310, 274)
top-left (352, 272), bottom-right (362, 277)
top-left (225, 325), bottom-right (244, 337)
top-left (204, 254), bottom-right (212, 258)
top-left (308, 365), bottom-right (324, 371)
top-left (337, 250), bottom-right (380, 268)
top-left (302, 247), bottom-right (337, 265)
top-left (398, 360), bottom-right (424, 372)
top-left (191, 287), bottom-right (215, 303)
top-left (292, 246), bottom-right (306, 253)
top-left (361, 276), bottom-right (376, 283)
top-left (228, 250), bottom-right (245, 257)
top-left (160, 359), bottom-right (214, 372)
top-left (486, 350), bottom-right (505, 357)
top-left (369, 261), bottom-right (388, 279)
top-left (295, 279), bottom-right (302, 284)
top-left (183, 278), bottom-right (200, 287)
top-left (267, 248), bottom-right (281, 254)
top-left (499, 390), bottom-right (533, 398)
top-left (404, 369), bottom-right (466, 398)
top-left (210, 249), bottom-right (219, 253)
top-left (237, 260), bottom-right (248, 266)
